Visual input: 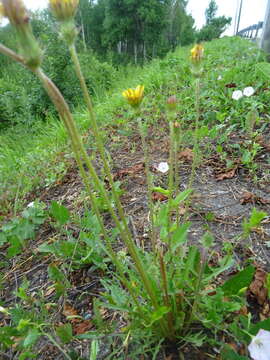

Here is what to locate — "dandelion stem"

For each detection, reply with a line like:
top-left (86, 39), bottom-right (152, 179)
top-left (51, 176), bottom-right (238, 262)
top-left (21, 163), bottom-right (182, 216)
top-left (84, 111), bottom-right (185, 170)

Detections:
top-left (137, 116), bottom-right (156, 251)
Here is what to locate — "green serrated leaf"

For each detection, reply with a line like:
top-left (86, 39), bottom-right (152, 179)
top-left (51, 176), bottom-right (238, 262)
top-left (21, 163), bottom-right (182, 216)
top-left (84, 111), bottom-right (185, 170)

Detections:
top-left (50, 201), bottom-right (70, 225)
top-left (171, 189), bottom-right (193, 208)
top-left (23, 328), bottom-right (40, 348)
top-left (56, 323), bottom-right (73, 344)
top-left (221, 265), bottom-right (255, 296)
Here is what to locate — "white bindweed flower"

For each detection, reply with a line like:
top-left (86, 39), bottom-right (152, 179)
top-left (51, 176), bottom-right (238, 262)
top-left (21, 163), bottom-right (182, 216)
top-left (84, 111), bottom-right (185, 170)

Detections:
top-left (232, 90), bottom-right (243, 100)
top-left (27, 201), bottom-right (35, 208)
top-left (243, 86), bottom-right (255, 97)
top-left (248, 329), bottom-right (270, 360)
top-left (156, 162), bottom-right (169, 173)
top-left (217, 75), bottom-right (222, 80)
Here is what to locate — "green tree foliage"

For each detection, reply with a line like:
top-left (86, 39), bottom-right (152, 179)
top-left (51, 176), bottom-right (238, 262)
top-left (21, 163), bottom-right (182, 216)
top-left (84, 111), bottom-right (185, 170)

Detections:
top-left (197, 0), bottom-right (231, 42)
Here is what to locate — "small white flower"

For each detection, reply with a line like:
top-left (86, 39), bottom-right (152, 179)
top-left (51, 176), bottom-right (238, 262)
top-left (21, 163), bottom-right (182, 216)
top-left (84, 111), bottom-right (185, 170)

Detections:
top-left (248, 329), bottom-right (270, 360)
top-left (232, 90), bottom-right (243, 100)
top-left (27, 201), bottom-right (35, 208)
top-left (243, 86), bottom-right (255, 97)
top-left (156, 162), bottom-right (169, 173)
top-left (217, 75), bottom-right (222, 80)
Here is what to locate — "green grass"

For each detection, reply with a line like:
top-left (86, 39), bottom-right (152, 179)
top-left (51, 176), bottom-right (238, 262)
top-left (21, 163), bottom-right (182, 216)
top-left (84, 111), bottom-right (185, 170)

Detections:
top-left (0, 36), bottom-right (268, 215)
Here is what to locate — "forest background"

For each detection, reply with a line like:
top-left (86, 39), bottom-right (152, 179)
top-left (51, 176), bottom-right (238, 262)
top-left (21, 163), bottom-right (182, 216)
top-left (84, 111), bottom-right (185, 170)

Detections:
top-left (0, 0), bottom-right (231, 130)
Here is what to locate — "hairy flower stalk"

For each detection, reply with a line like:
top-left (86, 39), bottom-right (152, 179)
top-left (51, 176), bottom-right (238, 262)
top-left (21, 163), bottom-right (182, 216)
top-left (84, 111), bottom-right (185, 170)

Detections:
top-left (188, 44), bottom-right (204, 189)
top-left (122, 85), bottom-right (156, 251)
top-left (49, 3), bottom-right (141, 273)
top-left (167, 96), bottom-right (178, 231)
top-left (2, 0), bottom-right (42, 69)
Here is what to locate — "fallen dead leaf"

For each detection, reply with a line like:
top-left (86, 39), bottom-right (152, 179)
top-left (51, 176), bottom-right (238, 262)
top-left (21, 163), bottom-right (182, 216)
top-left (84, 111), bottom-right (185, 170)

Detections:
top-left (179, 148), bottom-right (193, 162)
top-left (249, 268), bottom-right (268, 306)
top-left (216, 167), bottom-right (237, 181)
top-left (113, 163), bottom-right (144, 180)
top-left (152, 192), bottom-right (168, 202)
top-left (63, 304), bottom-right (80, 323)
top-left (73, 320), bottom-right (93, 335)
top-left (225, 82), bottom-right (237, 88)
top-left (240, 191), bottom-right (270, 205)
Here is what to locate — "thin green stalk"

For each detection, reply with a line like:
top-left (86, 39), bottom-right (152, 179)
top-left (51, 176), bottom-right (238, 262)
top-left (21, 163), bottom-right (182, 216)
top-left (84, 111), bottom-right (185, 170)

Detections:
top-left (137, 117), bottom-right (156, 251)
top-left (159, 252), bottom-right (175, 340)
top-left (167, 118), bottom-right (176, 236)
top-left (41, 330), bottom-right (72, 360)
top-left (183, 249), bottom-right (206, 333)
top-left (188, 78), bottom-right (200, 189)
top-left (68, 44), bottom-right (132, 245)
top-left (174, 123), bottom-right (181, 225)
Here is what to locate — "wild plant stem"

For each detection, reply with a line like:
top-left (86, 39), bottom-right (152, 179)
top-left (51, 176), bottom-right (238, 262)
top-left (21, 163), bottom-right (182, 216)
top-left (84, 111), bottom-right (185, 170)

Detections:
top-left (42, 331), bottom-right (72, 360)
top-left (174, 124), bottom-right (181, 225)
top-left (68, 44), bottom-right (132, 243)
top-left (159, 252), bottom-right (175, 340)
top-left (188, 78), bottom-right (200, 189)
top-left (35, 69), bottom-right (161, 320)
top-left (137, 117), bottom-right (156, 251)
top-left (167, 118), bottom-right (175, 237)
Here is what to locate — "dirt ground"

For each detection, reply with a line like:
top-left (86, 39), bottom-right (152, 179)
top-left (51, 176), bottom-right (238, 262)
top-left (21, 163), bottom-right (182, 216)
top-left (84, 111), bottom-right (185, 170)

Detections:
top-left (1, 122), bottom-right (270, 359)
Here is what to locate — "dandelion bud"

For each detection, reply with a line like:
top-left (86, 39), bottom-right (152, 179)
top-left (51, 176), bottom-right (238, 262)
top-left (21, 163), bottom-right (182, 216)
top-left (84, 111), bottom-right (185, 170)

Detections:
top-left (49, 0), bottom-right (79, 22)
top-left (167, 95), bottom-right (177, 112)
top-left (2, 0), bottom-right (28, 26)
top-left (2, 0), bottom-right (42, 69)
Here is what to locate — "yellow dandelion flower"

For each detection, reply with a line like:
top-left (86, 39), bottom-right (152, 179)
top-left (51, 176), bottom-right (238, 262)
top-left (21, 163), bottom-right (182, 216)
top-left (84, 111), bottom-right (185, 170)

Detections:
top-left (122, 85), bottom-right (144, 108)
top-left (49, 0), bottom-right (79, 22)
top-left (190, 44), bottom-right (204, 63)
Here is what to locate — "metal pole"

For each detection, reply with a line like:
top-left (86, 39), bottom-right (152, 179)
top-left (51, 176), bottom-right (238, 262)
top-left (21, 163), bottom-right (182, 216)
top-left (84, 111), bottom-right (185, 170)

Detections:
top-left (261, 0), bottom-right (270, 53)
top-left (234, 0), bottom-right (240, 35)
top-left (236, 0), bottom-right (243, 34)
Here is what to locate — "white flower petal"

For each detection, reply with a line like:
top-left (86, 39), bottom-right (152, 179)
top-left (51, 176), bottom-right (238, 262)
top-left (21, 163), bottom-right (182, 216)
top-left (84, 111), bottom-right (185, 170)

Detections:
top-left (243, 86), bottom-right (255, 97)
top-left (248, 329), bottom-right (270, 360)
top-left (217, 75), bottom-right (222, 80)
top-left (156, 162), bottom-right (169, 173)
top-left (232, 90), bottom-right (243, 100)
top-left (27, 201), bottom-right (35, 208)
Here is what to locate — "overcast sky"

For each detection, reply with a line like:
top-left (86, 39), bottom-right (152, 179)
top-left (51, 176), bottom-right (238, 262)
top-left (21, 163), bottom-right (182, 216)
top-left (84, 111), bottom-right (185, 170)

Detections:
top-left (21, 0), bottom-right (269, 36)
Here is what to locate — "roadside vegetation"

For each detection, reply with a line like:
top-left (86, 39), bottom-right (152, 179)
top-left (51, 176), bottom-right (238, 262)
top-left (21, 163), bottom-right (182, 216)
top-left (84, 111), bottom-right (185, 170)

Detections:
top-left (1, 1), bottom-right (270, 360)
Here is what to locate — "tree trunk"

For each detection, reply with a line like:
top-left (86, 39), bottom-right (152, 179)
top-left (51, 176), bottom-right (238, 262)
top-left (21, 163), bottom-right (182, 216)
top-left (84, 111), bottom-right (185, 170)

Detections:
top-left (134, 42), bottom-right (138, 64)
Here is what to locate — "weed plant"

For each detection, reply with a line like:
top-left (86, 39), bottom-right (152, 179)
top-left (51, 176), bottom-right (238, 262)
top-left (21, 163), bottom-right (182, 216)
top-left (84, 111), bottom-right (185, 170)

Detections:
top-left (1, 1), bottom-right (270, 359)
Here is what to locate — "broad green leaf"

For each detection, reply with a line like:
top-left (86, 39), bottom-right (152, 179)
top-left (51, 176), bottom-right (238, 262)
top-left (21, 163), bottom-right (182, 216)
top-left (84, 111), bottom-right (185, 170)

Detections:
top-left (145, 306), bottom-right (170, 327)
top-left (23, 328), bottom-right (40, 347)
top-left (56, 323), bottom-right (73, 344)
top-left (50, 201), bottom-right (70, 225)
top-left (221, 347), bottom-right (249, 360)
top-left (90, 340), bottom-right (99, 360)
top-left (171, 189), bottom-right (193, 208)
top-left (250, 318), bottom-right (270, 335)
top-left (221, 265), bottom-right (255, 296)
top-left (171, 222), bottom-right (190, 252)
top-left (151, 187), bottom-right (170, 196)
top-left (256, 62), bottom-right (270, 79)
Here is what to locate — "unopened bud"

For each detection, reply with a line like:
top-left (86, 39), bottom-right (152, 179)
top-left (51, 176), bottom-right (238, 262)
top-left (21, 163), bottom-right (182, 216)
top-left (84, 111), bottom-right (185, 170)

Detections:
top-left (174, 121), bottom-right (180, 129)
top-left (2, 0), bottom-right (28, 26)
top-left (49, 0), bottom-right (79, 22)
top-left (2, 0), bottom-right (42, 69)
top-left (167, 95), bottom-right (177, 112)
